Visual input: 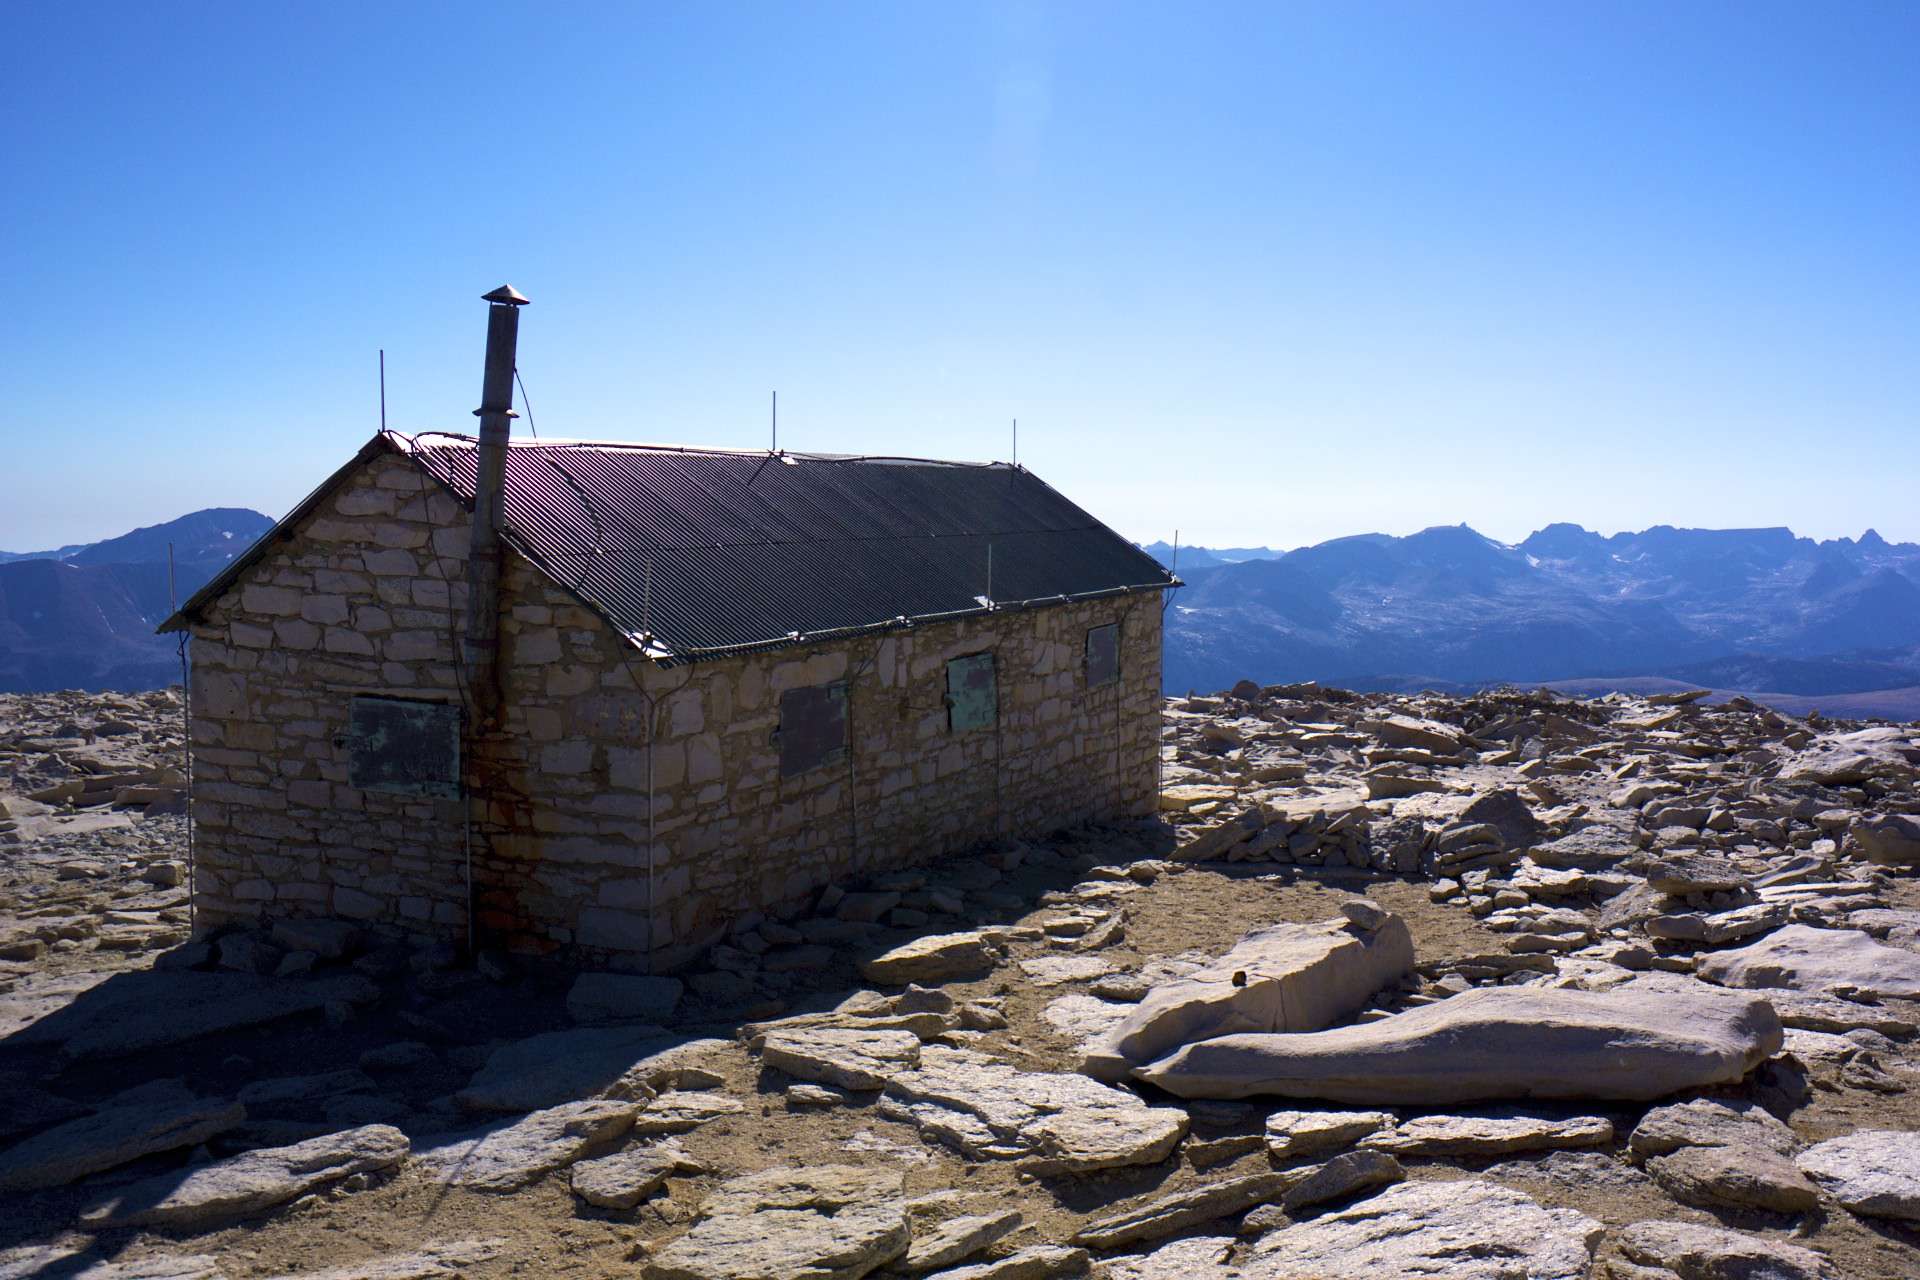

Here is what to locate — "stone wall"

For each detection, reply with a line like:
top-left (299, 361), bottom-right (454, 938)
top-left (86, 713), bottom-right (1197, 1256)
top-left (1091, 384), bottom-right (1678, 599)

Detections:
top-left (187, 447), bottom-right (1162, 968)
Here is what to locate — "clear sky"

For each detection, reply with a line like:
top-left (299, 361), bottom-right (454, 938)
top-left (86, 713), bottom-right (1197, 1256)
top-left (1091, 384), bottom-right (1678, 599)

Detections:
top-left (4, 2), bottom-right (1916, 553)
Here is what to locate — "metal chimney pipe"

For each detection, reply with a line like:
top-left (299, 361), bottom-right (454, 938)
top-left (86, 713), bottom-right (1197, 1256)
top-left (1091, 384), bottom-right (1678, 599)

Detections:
top-left (463, 284), bottom-right (529, 720)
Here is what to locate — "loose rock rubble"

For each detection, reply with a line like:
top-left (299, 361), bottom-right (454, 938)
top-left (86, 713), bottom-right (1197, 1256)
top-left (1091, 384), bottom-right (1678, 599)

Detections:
top-left (8, 683), bottom-right (1920, 1277)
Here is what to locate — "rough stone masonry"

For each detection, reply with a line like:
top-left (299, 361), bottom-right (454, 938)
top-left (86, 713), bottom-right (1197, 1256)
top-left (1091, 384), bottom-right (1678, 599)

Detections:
top-left (178, 446), bottom-right (1163, 968)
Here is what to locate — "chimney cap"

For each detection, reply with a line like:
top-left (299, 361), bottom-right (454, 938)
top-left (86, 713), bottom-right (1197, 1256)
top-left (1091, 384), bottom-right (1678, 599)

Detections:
top-left (482, 285), bottom-right (530, 306)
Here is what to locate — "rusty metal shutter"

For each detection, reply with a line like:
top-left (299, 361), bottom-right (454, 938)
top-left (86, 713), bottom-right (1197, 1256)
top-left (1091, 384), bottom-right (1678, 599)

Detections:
top-left (342, 695), bottom-right (463, 799)
top-left (779, 682), bottom-right (848, 777)
top-left (1086, 623), bottom-right (1119, 687)
top-left (945, 652), bottom-right (997, 732)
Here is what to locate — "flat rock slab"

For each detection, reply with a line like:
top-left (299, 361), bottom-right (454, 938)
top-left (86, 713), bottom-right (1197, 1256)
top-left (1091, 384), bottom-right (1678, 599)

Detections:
top-left (1795, 1129), bottom-right (1920, 1221)
top-left (1646, 1144), bottom-right (1819, 1213)
top-left (1264, 1110), bottom-right (1395, 1162)
top-left (1484, 1150), bottom-right (1652, 1191)
top-left (1110, 1180), bottom-right (1600, 1279)
top-left (456, 1025), bottom-right (678, 1112)
top-left (1280, 1149), bottom-right (1404, 1212)
top-left (902, 1209), bottom-right (1022, 1273)
top-left (80, 1124), bottom-right (408, 1227)
top-left (414, 1099), bottom-right (638, 1190)
top-left (761, 1026), bottom-right (923, 1091)
top-left (861, 933), bottom-right (995, 986)
top-left (1017, 956), bottom-right (1117, 987)
top-left (1697, 925), bottom-right (1920, 999)
top-left (1360, 1112), bottom-right (1612, 1156)
top-left (0, 1095), bottom-right (247, 1192)
top-left (1040, 995), bottom-right (1132, 1047)
top-left (1081, 915), bottom-right (1414, 1082)
top-left (1629, 1098), bottom-right (1800, 1158)
top-left (1072, 1171), bottom-right (1291, 1249)
top-left (644, 1165), bottom-right (907, 1280)
top-left (9, 971), bottom-right (378, 1060)
top-left (0, 1251), bottom-right (227, 1279)
top-left (878, 1046), bottom-right (1187, 1175)
top-left (571, 1140), bottom-right (702, 1209)
top-left (632, 1092), bottom-right (746, 1136)
top-left (925, 1247), bottom-right (1089, 1280)
top-left (269, 1240), bottom-right (504, 1280)
top-left (1617, 1221), bottom-right (1830, 1280)
top-left (1137, 985), bottom-right (1783, 1104)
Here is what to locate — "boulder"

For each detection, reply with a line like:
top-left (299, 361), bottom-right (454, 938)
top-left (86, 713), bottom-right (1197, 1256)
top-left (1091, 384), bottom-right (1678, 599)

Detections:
top-left (760, 1027), bottom-right (921, 1091)
top-left (0, 1095), bottom-right (246, 1192)
top-left (1696, 925), bottom-right (1920, 999)
top-left (1080, 915), bottom-right (1415, 1082)
top-left (268, 918), bottom-right (362, 960)
top-left (79, 1124), bottom-right (408, 1227)
top-left (1136, 985), bottom-right (1783, 1103)
top-left (1616, 1221), bottom-right (1831, 1280)
top-left (1635, 852), bottom-right (1751, 896)
top-left (1458, 788), bottom-right (1542, 851)
top-left (1359, 1111), bottom-right (1612, 1156)
top-left (644, 1165), bottom-right (907, 1280)
top-left (1645, 1144), bottom-right (1819, 1214)
top-left (1360, 715), bottom-right (1465, 755)
top-left (413, 1099), bottom-right (638, 1190)
top-left (1264, 1109), bottom-right (1395, 1162)
top-left (566, 974), bottom-right (684, 1025)
top-left (860, 932), bottom-right (995, 985)
top-left (1855, 813), bottom-right (1920, 865)
top-left (1628, 1098), bottom-right (1800, 1159)
top-left (879, 1047), bottom-right (1187, 1175)
top-left (1795, 1129), bottom-right (1920, 1220)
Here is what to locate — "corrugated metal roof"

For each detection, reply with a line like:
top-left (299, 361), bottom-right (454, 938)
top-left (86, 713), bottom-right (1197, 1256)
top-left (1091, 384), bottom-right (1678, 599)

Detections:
top-left (402, 433), bottom-right (1175, 662)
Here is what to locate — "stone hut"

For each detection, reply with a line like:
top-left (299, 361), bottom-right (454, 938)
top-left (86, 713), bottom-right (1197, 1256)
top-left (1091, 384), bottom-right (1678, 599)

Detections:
top-left (162, 428), bottom-right (1172, 969)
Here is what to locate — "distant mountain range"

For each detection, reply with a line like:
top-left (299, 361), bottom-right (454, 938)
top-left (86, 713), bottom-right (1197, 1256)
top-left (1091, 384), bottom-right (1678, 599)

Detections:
top-left (8, 510), bottom-right (1919, 719)
top-left (1153, 524), bottom-right (1920, 719)
top-left (0, 509), bottom-right (274, 693)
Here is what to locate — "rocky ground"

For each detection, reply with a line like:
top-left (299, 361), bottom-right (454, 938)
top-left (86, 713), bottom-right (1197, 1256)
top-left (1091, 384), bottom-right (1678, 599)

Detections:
top-left (5, 683), bottom-right (1920, 1278)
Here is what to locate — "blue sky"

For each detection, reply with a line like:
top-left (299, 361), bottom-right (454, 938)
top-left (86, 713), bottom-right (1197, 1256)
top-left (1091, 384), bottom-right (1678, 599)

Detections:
top-left (3, 2), bottom-right (1916, 552)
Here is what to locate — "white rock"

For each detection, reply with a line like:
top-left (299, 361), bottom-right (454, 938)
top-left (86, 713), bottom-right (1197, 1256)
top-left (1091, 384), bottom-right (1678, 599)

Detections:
top-left (1359, 1111), bottom-right (1611, 1156)
top-left (761, 1026), bottom-right (922, 1091)
top-left (1039, 994), bottom-right (1132, 1047)
top-left (923, 1246), bottom-right (1088, 1280)
top-left (860, 932), bottom-right (995, 985)
top-left (879, 1046), bottom-right (1187, 1175)
top-left (1616, 1221), bottom-right (1830, 1280)
top-left (1137, 985), bottom-right (1782, 1103)
top-left (1795, 1129), bottom-right (1920, 1221)
top-left (1081, 915), bottom-right (1414, 1082)
top-left (645, 1165), bottom-right (908, 1280)
top-left (1016, 955), bottom-right (1116, 986)
top-left (1253, 1179), bottom-right (1600, 1279)
top-left (1696, 925), bottom-right (1920, 999)
top-left (414, 1099), bottom-right (638, 1190)
top-left (1071, 1172), bottom-right (1291, 1249)
top-left (80, 1124), bottom-right (408, 1227)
